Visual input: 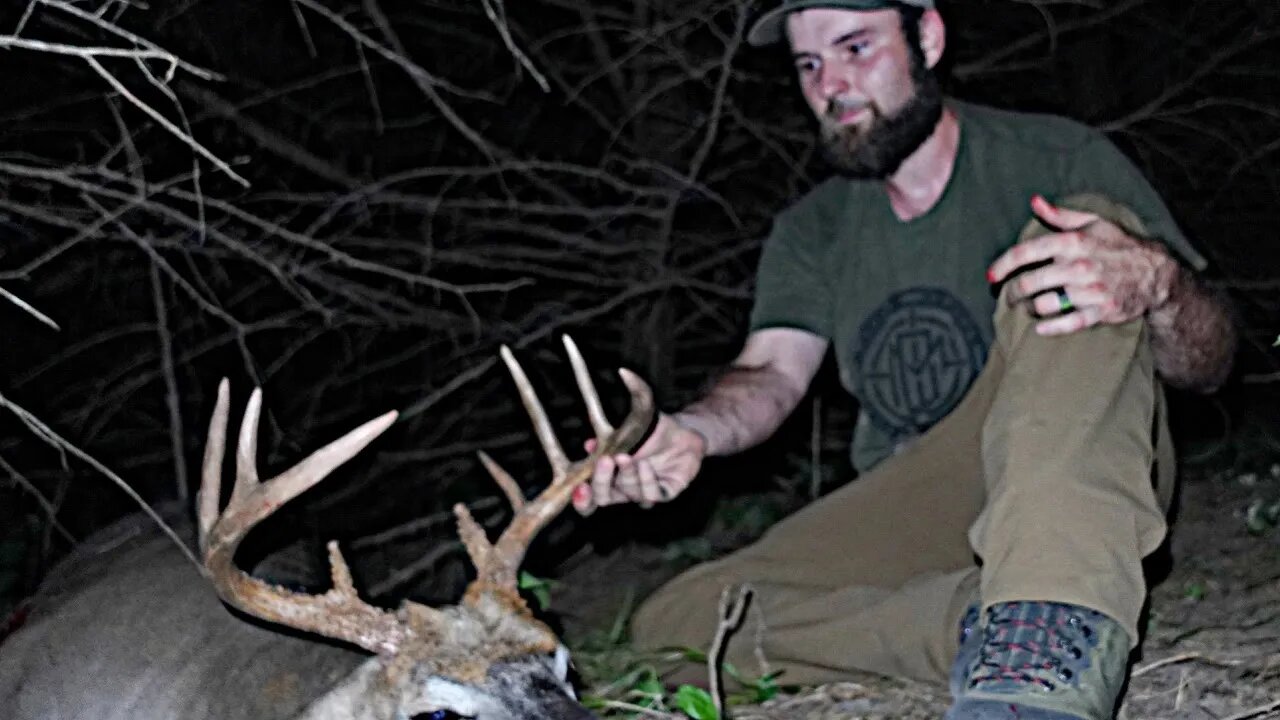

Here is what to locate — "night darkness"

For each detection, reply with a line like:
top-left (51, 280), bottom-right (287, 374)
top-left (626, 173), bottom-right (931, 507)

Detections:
top-left (2, 0), bottom-right (1280, 700)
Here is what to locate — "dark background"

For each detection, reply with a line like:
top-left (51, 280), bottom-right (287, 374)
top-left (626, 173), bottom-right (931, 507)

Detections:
top-left (2, 0), bottom-right (1278, 614)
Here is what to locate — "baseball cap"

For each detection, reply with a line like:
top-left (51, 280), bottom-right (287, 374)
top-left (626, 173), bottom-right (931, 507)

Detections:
top-left (747, 0), bottom-right (935, 46)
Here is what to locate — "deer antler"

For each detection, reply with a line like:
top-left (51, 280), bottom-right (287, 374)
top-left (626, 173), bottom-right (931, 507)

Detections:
top-left (197, 379), bottom-right (411, 656)
top-left (456, 335), bottom-right (654, 598)
top-left (196, 339), bottom-right (650, 665)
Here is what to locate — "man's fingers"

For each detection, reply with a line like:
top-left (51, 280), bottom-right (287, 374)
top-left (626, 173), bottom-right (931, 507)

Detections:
top-left (1031, 194), bottom-right (1099, 231)
top-left (988, 231), bottom-right (1086, 284)
top-left (1036, 305), bottom-right (1102, 336)
top-left (576, 454), bottom-right (616, 515)
top-left (1029, 284), bottom-right (1107, 317)
top-left (576, 418), bottom-right (701, 514)
top-left (572, 483), bottom-right (596, 516)
top-left (587, 454), bottom-right (620, 509)
top-left (611, 455), bottom-right (647, 505)
top-left (1007, 260), bottom-right (1097, 304)
top-left (635, 460), bottom-right (662, 509)
top-left (989, 194), bottom-right (1107, 284)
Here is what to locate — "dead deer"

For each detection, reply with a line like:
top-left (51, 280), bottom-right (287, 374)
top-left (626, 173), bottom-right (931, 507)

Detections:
top-left (0, 336), bottom-right (653, 720)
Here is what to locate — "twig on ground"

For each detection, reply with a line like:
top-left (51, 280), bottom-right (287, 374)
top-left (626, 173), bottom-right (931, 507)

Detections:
top-left (1221, 698), bottom-right (1280, 720)
top-left (1132, 651), bottom-right (1246, 677)
top-left (592, 699), bottom-right (682, 719)
top-left (709, 583), bottom-right (753, 718)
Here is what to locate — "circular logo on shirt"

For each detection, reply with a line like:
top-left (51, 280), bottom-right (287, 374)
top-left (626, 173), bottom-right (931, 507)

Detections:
top-left (853, 287), bottom-right (987, 440)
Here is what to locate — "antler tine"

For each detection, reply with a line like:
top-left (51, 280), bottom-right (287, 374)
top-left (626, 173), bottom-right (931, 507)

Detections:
top-left (463, 451), bottom-right (526, 597)
top-left (500, 345), bottom-right (570, 477)
top-left (452, 502), bottom-right (492, 573)
top-left (228, 388), bottom-right (265, 507)
top-left (563, 335), bottom-right (614, 438)
top-left (477, 450), bottom-right (526, 512)
top-left (198, 382), bottom-right (409, 656)
top-left (265, 410), bottom-right (399, 519)
top-left (468, 340), bottom-right (654, 595)
top-left (197, 379), bottom-right (231, 555)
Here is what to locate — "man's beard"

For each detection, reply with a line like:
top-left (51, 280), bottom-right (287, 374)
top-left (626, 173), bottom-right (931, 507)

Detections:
top-left (819, 56), bottom-right (943, 180)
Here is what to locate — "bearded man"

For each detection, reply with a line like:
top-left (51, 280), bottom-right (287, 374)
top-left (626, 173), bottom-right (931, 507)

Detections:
top-left (574, 2), bottom-right (1237, 719)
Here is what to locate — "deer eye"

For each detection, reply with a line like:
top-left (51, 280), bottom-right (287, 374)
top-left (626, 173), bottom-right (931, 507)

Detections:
top-left (411, 711), bottom-right (468, 720)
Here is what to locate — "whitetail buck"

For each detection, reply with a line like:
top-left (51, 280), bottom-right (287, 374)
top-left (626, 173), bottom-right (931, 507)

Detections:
top-left (0, 337), bottom-right (653, 720)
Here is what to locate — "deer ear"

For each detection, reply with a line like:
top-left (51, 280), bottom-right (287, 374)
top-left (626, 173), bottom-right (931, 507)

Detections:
top-left (414, 678), bottom-right (486, 719)
top-left (553, 644), bottom-right (571, 683)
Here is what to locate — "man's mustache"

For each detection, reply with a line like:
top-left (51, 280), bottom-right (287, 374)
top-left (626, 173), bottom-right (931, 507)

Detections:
top-left (826, 96), bottom-right (871, 120)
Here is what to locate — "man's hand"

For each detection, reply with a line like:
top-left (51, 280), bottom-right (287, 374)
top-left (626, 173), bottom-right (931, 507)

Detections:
top-left (987, 195), bottom-right (1180, 336)
top-left (572, 412), bottom-right (707, 514)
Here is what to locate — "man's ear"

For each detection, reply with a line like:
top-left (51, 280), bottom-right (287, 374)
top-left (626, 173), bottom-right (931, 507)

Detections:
top-left (918, 9), bottom-right (946, 69)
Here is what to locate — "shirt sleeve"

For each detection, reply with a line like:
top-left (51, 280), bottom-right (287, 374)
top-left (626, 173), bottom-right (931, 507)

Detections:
top-left (748, 210), bottom-right (834, 338)
top-left (1063, 133), bottom-right (1208, 271)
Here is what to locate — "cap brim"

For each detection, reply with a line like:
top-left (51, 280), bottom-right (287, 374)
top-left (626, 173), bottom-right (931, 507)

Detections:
top-left (746, 0), bottom-right (903, 46)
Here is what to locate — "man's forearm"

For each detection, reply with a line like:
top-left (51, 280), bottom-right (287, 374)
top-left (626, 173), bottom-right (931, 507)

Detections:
top-left (1148, 265), bottom-right (1236, 393)
top-left (672, 363), bottom-right (807, 457)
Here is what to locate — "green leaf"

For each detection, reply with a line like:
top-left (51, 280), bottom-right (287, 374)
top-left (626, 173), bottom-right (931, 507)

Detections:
top-left (674, 685), bottom-right (720, 720)
top-left (717, 662), bottom-right (785, 703)
top-left (750, 671), bottom-right (783, 701)
top-left (1183, 582), bottom-right (1207, 601)
top-left (678, 646), bottom-right (709, 663)
top-left (635, 677), bottom-right (665, 695)
top-left (518, 571), bottom-right (554, 610)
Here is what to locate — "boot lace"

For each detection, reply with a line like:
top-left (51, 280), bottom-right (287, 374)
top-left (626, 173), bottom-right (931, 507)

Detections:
top-left (967, 602), bottom-right (1101, 692)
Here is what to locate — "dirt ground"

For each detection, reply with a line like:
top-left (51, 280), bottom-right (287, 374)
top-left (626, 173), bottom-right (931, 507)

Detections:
top-left (555, 460), bottom-right (1280, 719)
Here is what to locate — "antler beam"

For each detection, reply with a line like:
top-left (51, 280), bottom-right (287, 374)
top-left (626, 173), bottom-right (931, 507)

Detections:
top-left (461, 335), bottom-right (654, 596)
top-left (197, 379), bottom-right (409, 656)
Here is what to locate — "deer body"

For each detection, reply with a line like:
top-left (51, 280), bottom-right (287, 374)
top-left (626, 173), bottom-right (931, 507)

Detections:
top-left (0, 338), bottom-right (651, 720)
top-left (0, 512), bottom-right (365, 720)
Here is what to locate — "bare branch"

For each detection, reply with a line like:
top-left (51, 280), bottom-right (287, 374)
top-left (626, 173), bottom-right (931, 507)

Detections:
top-left (479, 0), bottom-right (551, 92)
top-left (149, 261), bottom-right (188, 503)
top-left (0, 285), bottom-right (60, 331)
top-left (0, 390), bottom-right (201, 571)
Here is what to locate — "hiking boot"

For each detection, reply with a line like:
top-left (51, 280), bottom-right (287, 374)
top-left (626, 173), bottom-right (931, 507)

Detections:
top-left (944, 601), bottom-right (1130, 720)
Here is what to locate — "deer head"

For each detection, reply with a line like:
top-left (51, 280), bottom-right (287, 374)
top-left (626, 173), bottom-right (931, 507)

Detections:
top-left (196, 336), bottom-right (653, 720)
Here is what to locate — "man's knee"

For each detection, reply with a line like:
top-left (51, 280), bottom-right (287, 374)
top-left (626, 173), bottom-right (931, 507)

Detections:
top-left (631, 563), bottom-right (739, 651)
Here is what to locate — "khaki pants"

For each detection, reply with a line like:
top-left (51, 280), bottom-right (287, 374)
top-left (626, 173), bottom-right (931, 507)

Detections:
top-left (631, 195), bottom-right (1177, 686)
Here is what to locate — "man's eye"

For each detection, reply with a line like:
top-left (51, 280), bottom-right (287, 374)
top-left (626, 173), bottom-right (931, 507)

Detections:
top-left (847, 41), bottom-right (869, 56)
top-left (795, 59), bottom-right (819, 75)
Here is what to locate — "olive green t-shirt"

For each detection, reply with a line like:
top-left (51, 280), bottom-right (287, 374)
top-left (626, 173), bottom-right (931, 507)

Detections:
top-left (749, 100), bottom-right (1206, 473)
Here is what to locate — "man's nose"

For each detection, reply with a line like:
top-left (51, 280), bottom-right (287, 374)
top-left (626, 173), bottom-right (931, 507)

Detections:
top-left (818, 63), bottom-right (851, 100)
